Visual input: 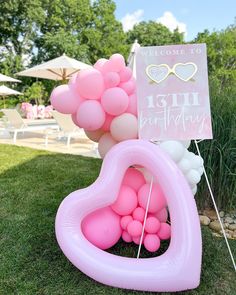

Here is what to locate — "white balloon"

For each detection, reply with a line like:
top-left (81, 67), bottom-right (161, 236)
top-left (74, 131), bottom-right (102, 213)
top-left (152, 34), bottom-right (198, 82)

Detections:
top-left (191, 185), bottom-right (197, 195)
top-left (178, 158), bottom-right (191, 174)
top-left (186, 169), bottom-right (201, 185)
top-left (181, 140), bottom-right (191, 148)
top-left (198, 166), bottom-right (204, 176)
top-left (160, 141), bottom-right (185, 162)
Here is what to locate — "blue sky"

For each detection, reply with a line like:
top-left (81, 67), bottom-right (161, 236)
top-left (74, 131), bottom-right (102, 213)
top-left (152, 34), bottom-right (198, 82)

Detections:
top-left (114, 0), bottom-right (236, 41)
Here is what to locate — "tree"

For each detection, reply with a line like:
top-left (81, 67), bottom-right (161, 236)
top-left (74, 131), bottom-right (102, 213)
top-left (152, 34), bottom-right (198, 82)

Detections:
top-left (126, 21), bottom-right (184, 47)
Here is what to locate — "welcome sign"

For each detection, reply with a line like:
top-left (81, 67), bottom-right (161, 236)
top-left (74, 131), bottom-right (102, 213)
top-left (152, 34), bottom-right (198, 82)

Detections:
top-left (136, 44), bottom-right (213, 140)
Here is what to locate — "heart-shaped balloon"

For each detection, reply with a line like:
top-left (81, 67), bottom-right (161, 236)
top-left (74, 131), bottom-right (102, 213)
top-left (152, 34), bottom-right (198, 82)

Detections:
top-left (55, 139), bottom-right (202, 292)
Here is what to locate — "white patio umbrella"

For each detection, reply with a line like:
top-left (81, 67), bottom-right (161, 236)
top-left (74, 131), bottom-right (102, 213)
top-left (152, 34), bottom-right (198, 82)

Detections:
top-left (0, 85), bottom-right (23, 108)
top-left (16, 53), bottom-right (92, 81)
top-left (0, 73), bottom-right (21, 83)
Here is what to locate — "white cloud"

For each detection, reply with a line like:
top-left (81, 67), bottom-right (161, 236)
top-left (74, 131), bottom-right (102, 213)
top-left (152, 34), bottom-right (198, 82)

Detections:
top-left (157, 11), bottom-right (187, 37)
top-left (121, 9), bottom-right (144, 32)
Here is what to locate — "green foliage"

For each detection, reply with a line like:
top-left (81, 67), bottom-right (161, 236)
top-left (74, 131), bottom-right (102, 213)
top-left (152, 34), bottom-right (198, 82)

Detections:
top-left (22, 82), bottom-right (48, 105)
top-left (0, 144), bottom-right (235, 294)
top-left (126, 21), bottom-right (184, 46)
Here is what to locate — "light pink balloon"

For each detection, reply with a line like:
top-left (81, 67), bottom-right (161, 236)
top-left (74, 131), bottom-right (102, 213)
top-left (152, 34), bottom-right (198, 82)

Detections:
top-left (76, 100), bottom-right (105, 130)
top-left (122, 167), bottom-right (146, 192)
top-left (77, 68), bottom-right (104, 99)
top-left (126, 93), bottom-right (137, 116)
top-left (158, 223), bottom-right (171, 240)
top-left (50, 84), bottom-right (82, 114)
top-left (101, 87), bottom-right (129, 116)
top-left (104, 72), bottom-right (120, 88)
top-left (111, 185), bottom-right (138, 216)
top-left (68, 73), bottom-right (80, 93)
top-left (98, 132), bottom-right (118, 158)
top-left (84, 129), bottom-right (105, 142)
top-left (103, 54), bottom-right (126, 73)
top-left (144, 234), bottom-right (161, 252)
top-left (94, 58), bottom-right (108, 72)
top-left (122, 231), bottom-right (132, 243)
top-left (119, 79), bottom-right (136, 95)
top-left (82, 207), bottom-right (121, 250)
top-left (120, 215), bottom-right (133, 230)
top-left (119, 67), bottom-right (133, 82)
top-left (71, 113), bottom-right (79, 126)
top-left (101, 114), bottom-right (114, 132)
top-left (138, 183), bottom-right (167, 213)
top-left (110, 113), bottom-right (138, 141)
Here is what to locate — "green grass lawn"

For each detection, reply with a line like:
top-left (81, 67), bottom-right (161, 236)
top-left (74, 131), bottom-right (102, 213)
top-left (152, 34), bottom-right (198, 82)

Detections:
top-left (0, 144), bottom-right (235, 295)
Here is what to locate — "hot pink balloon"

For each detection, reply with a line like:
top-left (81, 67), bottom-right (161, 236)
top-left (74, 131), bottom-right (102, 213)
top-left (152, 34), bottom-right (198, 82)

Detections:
top-left (144, 234), bottom-right (161, 252)
top-left (122, 167), bottom-right (146, 192)
top-left (98, 132), bottom-right (118, 158)
top-left (82, 207), bottom-right (121, 250)
top-left (122, 231), bottom-right (132, 243)
top-left (119, 79), bottom-right (136, 95)
top-left (132, 207), bottom-right (145, 222)
top-left (138, 183), bottom-right (167, 213)
top-left (158, 223), bottom-right (171, 240)
top-left (145, 217), bottom-right (161, 234)
top-left (101, 114), bottom-right (114, 132)
top-left (104, 72), bottom-right (120, 88)
top-left (50, 84), bottom-right (82, 114)
top-left (77, 68), bottom-right (104, 99)
top-left (155, 208), bottom-right (168, 223)
top-left (126, 93), bottom-right (137, 116)
top-left (111, 185), bottom-right (137, 216)
top-left (110, 113), bottom-right (138, 142)
top-left (120, 215), bottom-right (133, 230)
top-left (119, 67), bottom-right (132, 82)
top-left (127, 220), bottom-right (143, 237)
top-left (76, 100), bottom-right (105, 130)
top-left (101, 87), bottom-right (129, 116)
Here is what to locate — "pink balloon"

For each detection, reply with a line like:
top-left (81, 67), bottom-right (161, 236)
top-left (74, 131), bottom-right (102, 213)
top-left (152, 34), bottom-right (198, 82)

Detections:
top-left (110, 113), bottom-right (138, 141)
top-left (76, 100), bottom-right (105, 131)
top-left (119, 79), bottom-right (136, 95)
top-left (138, 183), bottom-right (167, 213)
top-left (71, 113), bottom-right (79, 126)
top-left (122, 231), bottom-right (132, 243)
top-left (127, 220), bottom-right (143, 237)
top-left (132, 207), bottom-right (145, 222)
top-left (111, 185), bottom-right (137, 216)
top-left (50, 84), bottom-right (82, 114)
top-left (103, 54), bottom-right (126, 73)
top-left (144, 234), bottom-right (160, 252)
top-left (82, 207), bottom-right (121, 250)
top-left (84, 129), bottom-right (105, 142)
top-left (120, 215), bottom-right (133, 230)
top-left (94, 58), bottom-right (108, 72)
top-left (155, 208), bottom-right (168, 223)
top-left (98, 132), bottom-right (118, 158)
top-left (101, 114), bottom-right (114, 132)
top-left (126, 93), bottom-right (137, 116)
top-left (68, 73), bottom-right (79, 92)
top-left (158, 223), bottom-right (171, 240)
top-left (145, 217), bottom-right (161, 234)
top-left (104, 72), bottom-right (120, 88)
top-left (119, 67), bottom-right (133, 82)
top-left (122, 167), bottom-right (146, 192)
top-left (77, 68), bottom-right (104, 99)
top-left (101, 87), bottom-right (129, 116)
top-left (133, 235), bottom-right (142, 245)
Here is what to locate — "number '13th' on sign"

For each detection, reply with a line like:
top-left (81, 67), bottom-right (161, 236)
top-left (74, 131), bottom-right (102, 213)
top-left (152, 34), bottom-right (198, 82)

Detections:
top-left (136, 44), bottom-right (213, 141)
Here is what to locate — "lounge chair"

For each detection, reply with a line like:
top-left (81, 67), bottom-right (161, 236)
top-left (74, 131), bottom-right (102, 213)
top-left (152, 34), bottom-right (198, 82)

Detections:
top-left (46, 111), bottom-right (82, 148)
top-left (1, 109), bottom-right (58, 144)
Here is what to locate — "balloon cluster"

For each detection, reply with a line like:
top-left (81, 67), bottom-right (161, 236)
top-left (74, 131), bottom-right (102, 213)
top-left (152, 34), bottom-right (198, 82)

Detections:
top-left (82, 168), bottom-right (171, 253)
top-left (50, 53), bottom-right (204, 196)
top-left (50, 53), bottom-right (138, 158)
